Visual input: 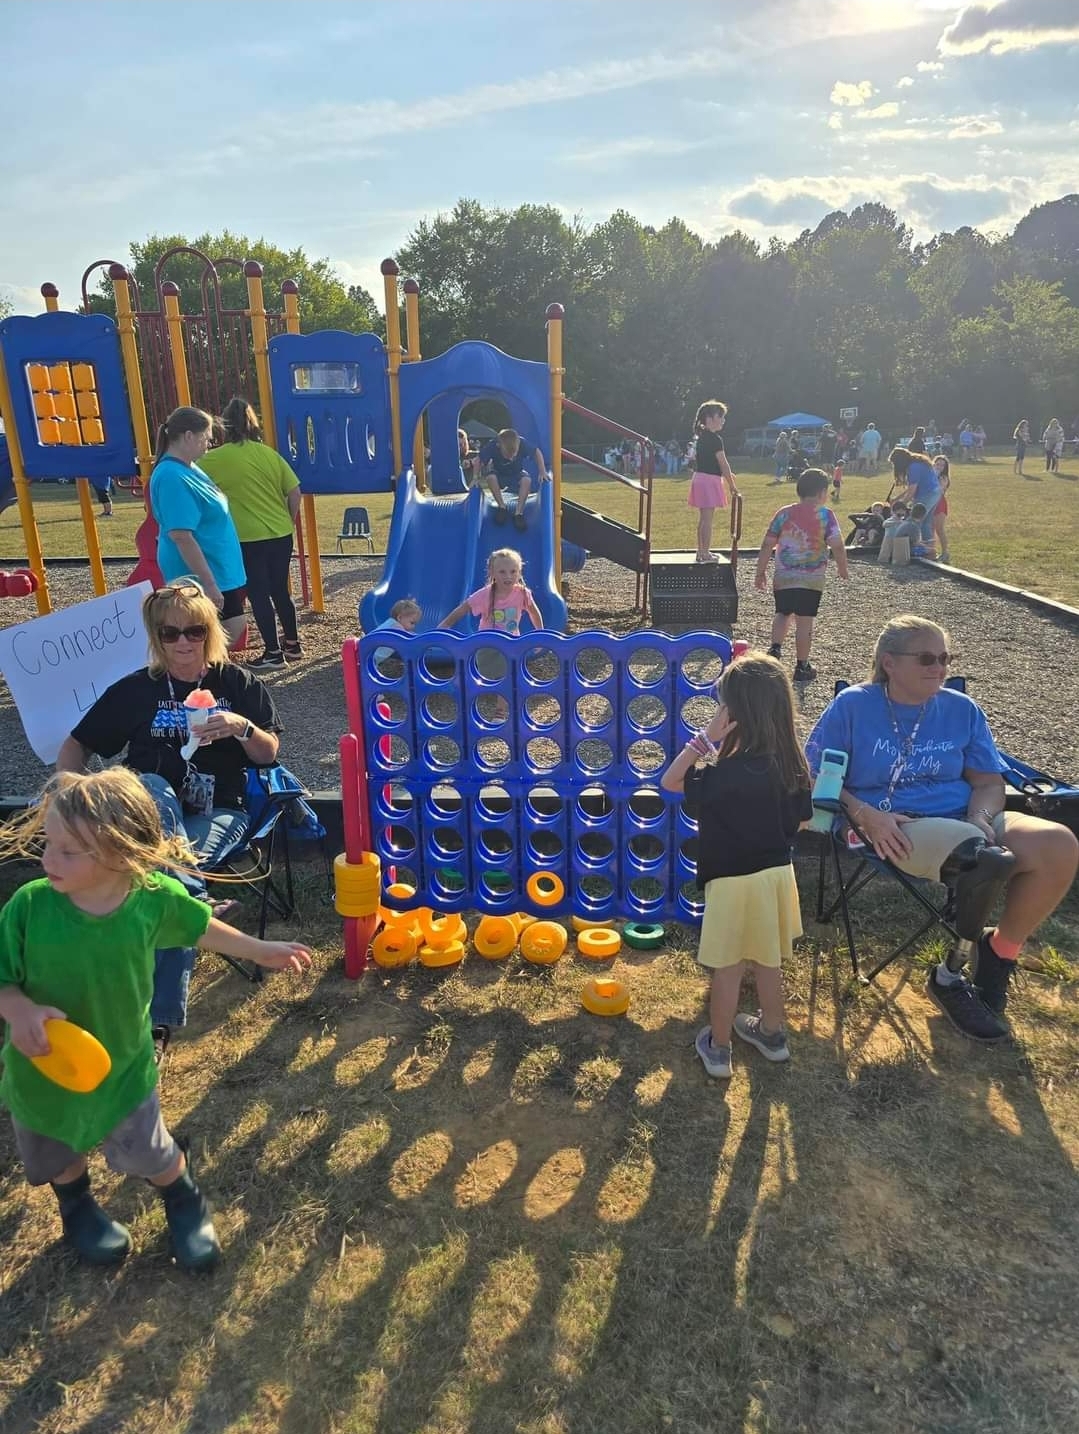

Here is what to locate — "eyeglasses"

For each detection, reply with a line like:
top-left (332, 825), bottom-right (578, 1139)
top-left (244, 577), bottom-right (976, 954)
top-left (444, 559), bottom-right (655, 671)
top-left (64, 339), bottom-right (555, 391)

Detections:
top-left (158, 624), bottom-right (208, 644)
top-left (897, 650), bottom-right (954, 667)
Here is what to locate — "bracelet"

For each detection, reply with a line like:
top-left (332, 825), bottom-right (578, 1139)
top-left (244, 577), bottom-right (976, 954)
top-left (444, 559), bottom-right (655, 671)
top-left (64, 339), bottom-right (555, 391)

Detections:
top-left (975, 807), bottom-right (997, 824)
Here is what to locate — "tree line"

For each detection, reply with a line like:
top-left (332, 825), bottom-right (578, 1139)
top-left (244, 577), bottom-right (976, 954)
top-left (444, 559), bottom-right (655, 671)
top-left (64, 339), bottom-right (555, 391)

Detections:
top-left (85, 195), bottom-right (1079, 447)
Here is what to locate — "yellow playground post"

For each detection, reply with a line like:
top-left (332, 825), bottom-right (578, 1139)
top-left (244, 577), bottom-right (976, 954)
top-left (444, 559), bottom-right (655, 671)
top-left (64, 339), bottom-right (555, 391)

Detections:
top-left (0, 345), bottom-right (51, 615)
top-left (277, 275), bottom-right (325, 614)
top-left (161, 283), bottom-right (192, 407)
top-left (403, 278), bottom-right (427, 491)
top-left (546, 303), bottom-right (565, 590)
top-left (381, 259), bottom-right (404, 476)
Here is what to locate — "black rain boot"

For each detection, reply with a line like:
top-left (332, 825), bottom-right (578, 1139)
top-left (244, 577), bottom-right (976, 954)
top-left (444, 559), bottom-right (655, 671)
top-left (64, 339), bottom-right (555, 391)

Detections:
top-left (51, 1171), bottom-right (131, 1266)
top-left (156, 1145), bottom-right (220, 1271)
top-left (972, 931), bottom-right (1018, 1017)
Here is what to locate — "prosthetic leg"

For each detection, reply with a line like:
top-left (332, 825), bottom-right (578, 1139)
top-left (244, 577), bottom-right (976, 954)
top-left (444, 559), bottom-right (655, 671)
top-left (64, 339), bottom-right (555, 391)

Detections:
top-left (927, 837), bottom-right (1017, 1039)
top-left (938, 837), bottom-right (1016, 974)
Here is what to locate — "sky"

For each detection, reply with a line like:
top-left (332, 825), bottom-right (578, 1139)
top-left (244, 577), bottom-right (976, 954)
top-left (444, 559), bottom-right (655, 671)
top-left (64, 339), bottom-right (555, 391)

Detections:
top-left (2, 0), bottom-right (1078, 316)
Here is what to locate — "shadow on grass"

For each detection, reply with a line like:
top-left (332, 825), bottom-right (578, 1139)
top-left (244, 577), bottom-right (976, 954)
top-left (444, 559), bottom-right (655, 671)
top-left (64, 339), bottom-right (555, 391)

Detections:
top-left (3, 863), bottom-right (1079, 1433)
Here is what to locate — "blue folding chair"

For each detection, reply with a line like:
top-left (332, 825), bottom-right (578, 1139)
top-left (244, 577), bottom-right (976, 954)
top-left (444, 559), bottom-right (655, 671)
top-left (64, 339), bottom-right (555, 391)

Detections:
top-left (205, 764), bottom-right (326, 982)
top-left (813, 678), bottom-right (967, 986)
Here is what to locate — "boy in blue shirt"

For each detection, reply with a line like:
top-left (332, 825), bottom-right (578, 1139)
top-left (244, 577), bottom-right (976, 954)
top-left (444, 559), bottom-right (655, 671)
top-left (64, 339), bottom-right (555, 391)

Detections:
top-left (478, 429), bottom-right (549, 531)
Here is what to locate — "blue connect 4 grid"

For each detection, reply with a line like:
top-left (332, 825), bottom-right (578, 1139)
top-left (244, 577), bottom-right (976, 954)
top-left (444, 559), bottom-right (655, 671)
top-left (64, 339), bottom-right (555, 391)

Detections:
top-left (355, 630), bottom-right (734, 925)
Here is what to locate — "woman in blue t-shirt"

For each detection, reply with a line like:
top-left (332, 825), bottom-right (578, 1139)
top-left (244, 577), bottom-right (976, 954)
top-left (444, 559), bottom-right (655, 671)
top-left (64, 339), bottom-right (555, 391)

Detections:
top-left (807, 615), bottom-right (1077, 1040)
top-left (888, 445), bottom-right (941, 547)
top-left (149, 407), bottom-right (247, 645)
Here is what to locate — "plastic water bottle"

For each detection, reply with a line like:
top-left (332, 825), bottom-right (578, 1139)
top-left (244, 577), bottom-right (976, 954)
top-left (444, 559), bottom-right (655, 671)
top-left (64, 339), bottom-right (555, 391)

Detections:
top-left (809, 749), bottom-right (848, 833)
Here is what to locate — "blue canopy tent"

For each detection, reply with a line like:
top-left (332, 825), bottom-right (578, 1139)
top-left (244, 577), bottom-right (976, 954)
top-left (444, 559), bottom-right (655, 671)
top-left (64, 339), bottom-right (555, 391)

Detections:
top-left (768, 412), bottom-right (830, 430)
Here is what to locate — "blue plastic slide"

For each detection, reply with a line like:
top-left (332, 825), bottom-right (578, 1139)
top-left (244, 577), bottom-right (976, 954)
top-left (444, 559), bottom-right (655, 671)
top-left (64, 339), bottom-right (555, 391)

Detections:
top-left (359, 470), bottom-right (566, 635)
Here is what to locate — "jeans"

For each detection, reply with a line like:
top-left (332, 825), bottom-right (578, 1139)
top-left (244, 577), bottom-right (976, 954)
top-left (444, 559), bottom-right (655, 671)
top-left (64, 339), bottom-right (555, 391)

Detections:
top-left (240, 534), bottom-right (298, 655)
top-left (140, 773), bottom-right (249, 1029)
top-left (918, 494), bottom-right (940, 543)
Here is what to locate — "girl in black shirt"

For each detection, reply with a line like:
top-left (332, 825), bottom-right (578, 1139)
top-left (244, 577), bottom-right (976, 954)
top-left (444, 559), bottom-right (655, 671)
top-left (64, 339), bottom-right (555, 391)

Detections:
top-left (687, 399), bottom-right (736, 563)
top-left (660, 653), bottom-right (812, 1078)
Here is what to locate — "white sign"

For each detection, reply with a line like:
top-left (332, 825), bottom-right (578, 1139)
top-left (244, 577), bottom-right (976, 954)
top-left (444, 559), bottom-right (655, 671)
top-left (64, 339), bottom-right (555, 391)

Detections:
top-left (840, 406), bottom-right (859, 422)
top-left (0, 583), bottom-right (152, 764)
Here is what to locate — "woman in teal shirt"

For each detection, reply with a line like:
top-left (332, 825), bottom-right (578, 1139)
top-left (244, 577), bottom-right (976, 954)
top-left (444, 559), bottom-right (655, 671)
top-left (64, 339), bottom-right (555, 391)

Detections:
top-left (149, 407), bottom-right (247, 646)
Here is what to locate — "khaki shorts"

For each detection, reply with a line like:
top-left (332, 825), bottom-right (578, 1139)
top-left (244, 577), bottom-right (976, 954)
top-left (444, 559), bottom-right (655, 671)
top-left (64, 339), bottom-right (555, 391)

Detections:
top-left (888, 812), bottom-right (1008, 881)
top-left (12, 1089), bottom-right (179, 1186)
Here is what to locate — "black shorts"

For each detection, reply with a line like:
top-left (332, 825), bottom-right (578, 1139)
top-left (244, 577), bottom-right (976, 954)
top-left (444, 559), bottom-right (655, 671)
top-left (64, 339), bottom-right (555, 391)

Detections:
top-left (774, 587), bottom-right (822, 618)
top-left (219, 586), bottom-right (247, 620)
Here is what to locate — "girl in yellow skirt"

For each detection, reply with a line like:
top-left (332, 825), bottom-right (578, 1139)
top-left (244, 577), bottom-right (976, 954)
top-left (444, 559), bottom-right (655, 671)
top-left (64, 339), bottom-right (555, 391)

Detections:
top-left (660, 653), bottom-right (813, 1077)
top-left (687, 399), bottom-right (737, 563)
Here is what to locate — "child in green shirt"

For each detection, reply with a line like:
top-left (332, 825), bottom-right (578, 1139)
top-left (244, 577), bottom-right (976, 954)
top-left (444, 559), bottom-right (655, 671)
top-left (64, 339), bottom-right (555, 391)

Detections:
top-left (0, 768), bottom-right (311, 1271)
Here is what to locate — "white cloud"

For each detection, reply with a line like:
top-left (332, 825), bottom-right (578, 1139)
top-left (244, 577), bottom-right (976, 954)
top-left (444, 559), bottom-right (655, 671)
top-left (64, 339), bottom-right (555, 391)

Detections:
top-left (718, 169), bottom-right (1040, 237)
top-left (948, 116), bottom-right (1005, 137)
top-left (830, 79), bottom-right (875, 106)
top-left (0, 283), bottom-right (46, 316)
top-left (897, 75), bottom-right (915, 87)
top-left (854, 102), bottom-right (901, 119)
top-left (917, 59), bottom-right (945, 71)
top-left (939, 0), bottom-right (1079, 55)
top-left (827, 113), bottom-right (844, 130)
top-left (565, 136), bottom-right (719, 165)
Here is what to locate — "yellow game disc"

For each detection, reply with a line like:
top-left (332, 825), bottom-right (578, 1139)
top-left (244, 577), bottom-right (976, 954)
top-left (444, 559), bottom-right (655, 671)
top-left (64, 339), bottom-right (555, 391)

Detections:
top-left (577, 928), bottom-right (622, 960)
top-left (526, 871), bottom-right (565, 907)
top-left (581, 979), bottom-right (630, 1017)
top-left (371, 928), bottom-right (418, 969)
top-left (473, 915), bottom-right (518, 960)
top-left (520, 920), bottom-right (568, 964)
top-left (31, 1020), bottom-right (111, 1093)
top-left (419, 939), bottom-right (465, 969)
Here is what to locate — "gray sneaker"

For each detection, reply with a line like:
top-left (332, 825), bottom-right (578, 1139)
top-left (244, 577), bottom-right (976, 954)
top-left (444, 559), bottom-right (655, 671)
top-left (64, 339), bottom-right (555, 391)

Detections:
top-left (694, 1026), bottom-right (733, 1078)
top-left (733, 1012), bottom-right (790, 1062)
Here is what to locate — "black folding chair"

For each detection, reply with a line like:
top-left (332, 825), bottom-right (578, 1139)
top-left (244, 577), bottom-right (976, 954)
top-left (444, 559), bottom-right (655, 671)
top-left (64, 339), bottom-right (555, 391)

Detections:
top-left (203, 765), bottom-right (324, 982)
top-left (813, 677), bottom-right (967, 987)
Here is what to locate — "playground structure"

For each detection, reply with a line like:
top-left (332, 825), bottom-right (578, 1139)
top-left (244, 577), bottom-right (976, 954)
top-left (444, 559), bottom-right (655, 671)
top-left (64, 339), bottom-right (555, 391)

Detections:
top-left (0, 250), bottom-right (742, 631)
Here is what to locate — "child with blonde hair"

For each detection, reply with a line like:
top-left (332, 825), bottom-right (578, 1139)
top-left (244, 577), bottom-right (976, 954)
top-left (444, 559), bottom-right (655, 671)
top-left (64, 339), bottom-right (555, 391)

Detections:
top-left (439, 548), bottom-right (542, 636)
top-left (0, 769), bottom-right (310, 1271)
top-left (661, 654), bottom-right (813, 1077)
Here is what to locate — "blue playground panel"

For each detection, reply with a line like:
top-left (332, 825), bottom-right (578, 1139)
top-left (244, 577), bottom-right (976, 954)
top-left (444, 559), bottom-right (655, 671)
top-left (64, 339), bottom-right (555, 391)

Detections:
top-left (0, 313), bottom-right (137, 480)
top-left (399, 341), bottom-right (550, 497)
top-left (267, 330), bottom-right (394, 494)
top-left (355, 629), bottom-right (733, 925)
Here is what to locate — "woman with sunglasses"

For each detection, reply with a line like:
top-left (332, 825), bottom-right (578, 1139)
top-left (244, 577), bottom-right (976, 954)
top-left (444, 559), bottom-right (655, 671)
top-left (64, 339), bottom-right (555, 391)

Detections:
top-left (55, 583), bottom-right (282, 1053)
top-left (807, 615), bottom-right (1077, 1042)
top-left (150, 407), bottom-right (248, 647)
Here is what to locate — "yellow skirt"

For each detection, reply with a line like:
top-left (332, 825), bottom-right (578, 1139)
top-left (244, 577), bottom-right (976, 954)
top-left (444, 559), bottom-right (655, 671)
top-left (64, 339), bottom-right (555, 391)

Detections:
top-left (697, 864), bottom-right (802, 970)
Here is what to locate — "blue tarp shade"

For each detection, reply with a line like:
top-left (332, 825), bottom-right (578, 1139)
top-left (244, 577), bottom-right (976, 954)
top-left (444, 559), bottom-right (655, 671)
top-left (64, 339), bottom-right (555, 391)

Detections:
top-left (768, 412), bottom-right (830, 429)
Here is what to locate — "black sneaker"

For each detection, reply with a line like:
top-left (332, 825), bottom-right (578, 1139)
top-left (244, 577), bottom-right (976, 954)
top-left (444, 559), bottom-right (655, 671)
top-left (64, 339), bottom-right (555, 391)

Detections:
top-left (972, 931), bottom-right (1018, 1016)
top-left (793, 660), bottom-right (817, 683)
top-left (767, 644), bottom-right (782, 660)
top-left (925, 969), bottom-right (1009, 1043)
top-left (248, 652), bottom-right (285, 672)
top-left (282, 642), bottom-right (303, 663)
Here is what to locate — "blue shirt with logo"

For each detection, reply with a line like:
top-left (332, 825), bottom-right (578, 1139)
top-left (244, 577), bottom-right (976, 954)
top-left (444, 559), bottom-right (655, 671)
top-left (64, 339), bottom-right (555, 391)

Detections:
top-left (806, 683), bottom-right (1007, 819)
top-left (150, 456), bottom-right (246, 593)
top-left (479, 439), bottom-right (542, 483)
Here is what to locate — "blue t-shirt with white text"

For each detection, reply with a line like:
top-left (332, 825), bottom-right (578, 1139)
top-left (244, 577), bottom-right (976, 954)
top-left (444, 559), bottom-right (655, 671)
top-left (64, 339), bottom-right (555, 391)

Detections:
top-left (805, 684), bottom-right (1007, 819)
top-left (150, 456), bottom-right (246, 593)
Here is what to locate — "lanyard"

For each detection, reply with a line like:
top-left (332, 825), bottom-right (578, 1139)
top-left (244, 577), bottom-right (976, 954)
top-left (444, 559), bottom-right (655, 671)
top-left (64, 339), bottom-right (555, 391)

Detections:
top-left (164, 668), bottom-right (208, 705)
top-left (880, 690), bottom-right (929, 811)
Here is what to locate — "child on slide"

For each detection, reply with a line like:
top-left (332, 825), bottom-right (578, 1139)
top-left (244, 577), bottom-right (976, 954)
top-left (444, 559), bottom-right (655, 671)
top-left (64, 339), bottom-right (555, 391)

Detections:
top-left (439, 549), bottom-right (543, 720)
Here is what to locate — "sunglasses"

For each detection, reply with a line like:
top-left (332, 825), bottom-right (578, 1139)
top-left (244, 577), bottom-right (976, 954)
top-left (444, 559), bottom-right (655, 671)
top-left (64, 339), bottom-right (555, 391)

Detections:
top-left (897, 650), bottom-right (954, 667)
top-left (158, 624), bottom-right (208, 644)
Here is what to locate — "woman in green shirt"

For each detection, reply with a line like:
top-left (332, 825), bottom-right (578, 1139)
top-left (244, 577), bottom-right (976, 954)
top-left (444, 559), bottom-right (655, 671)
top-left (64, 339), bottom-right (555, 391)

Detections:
top-left (200, 398), bottom-right (303, 671)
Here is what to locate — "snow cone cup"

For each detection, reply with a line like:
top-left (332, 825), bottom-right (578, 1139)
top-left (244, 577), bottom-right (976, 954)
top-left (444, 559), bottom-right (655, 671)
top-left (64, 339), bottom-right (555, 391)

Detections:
top-left (184, 687), bottom-right (217, 733)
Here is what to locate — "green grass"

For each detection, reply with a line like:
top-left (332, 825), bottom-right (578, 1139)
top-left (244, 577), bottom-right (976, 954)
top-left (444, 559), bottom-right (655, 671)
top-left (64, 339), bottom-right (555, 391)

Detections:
top-left (4, 448), bottom-right (1077, 606)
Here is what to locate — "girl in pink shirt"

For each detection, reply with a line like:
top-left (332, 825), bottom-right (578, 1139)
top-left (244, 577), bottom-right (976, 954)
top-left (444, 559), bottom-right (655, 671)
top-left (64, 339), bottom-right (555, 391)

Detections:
top-left (439, 549), bottom-right (543, 635)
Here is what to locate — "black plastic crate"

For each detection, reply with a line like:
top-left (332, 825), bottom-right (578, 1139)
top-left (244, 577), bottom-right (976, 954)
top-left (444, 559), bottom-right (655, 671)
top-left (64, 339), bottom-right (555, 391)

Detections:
top-left (649, 552), bottom-right (738, 593)
top-left (650, 589), bottom-right (739, 626)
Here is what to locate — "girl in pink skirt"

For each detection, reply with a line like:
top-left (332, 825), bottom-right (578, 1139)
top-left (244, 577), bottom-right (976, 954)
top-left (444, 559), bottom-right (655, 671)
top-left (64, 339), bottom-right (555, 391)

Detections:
top-left (688, 399), bottom-right (736, 563)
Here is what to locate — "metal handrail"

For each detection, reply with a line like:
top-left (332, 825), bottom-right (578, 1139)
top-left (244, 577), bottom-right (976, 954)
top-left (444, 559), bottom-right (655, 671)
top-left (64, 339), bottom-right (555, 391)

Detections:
top-left (561, 396), bottom-right (655, 614)
top-left (561, 447), bottom-right (647, 497)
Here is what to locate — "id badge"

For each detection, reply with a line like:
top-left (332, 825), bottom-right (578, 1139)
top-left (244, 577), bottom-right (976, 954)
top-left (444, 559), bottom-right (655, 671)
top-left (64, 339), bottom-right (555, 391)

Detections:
top-left (182, 768), bottom-right (216, 817)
